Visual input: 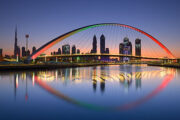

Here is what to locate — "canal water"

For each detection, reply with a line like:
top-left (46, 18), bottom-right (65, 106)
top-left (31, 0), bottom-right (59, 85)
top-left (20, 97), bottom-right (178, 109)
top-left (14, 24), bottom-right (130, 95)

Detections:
top-left (0, 65), bottom-right (180, 120)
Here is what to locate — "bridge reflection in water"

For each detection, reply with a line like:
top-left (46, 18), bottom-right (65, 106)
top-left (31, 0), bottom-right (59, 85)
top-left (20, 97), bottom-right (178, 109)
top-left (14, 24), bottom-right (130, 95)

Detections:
top-left (11, 65), bottom-right (176, 111)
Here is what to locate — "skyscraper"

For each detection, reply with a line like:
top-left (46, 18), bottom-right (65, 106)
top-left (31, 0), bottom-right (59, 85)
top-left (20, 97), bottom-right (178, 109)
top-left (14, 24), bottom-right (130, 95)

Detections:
top-left (119, 43), bottom-right (124, 62)
top-left (105, 48), bottom-right (109, 54)
top-left (119, 43), bottom-right (124, 54)
top-left (22, 47), bottom-right (26, 57)
top-left (14, 26), bottom-right (20, 57)
top-left (77, 49), bottom-right (80, 54)
top-left (135, 38), bottom-right (141, 56)
top-left (26, 50), bottom-right (30, 56)
top-left (100, 34), bottom-right (105, 54)
top-left (17, 46), bottom-right (21, 57)
top-left (53, 51), bottom-right (56, 55)
top-left (105, 48), bottom-right (110, 60)
top-left (119, 37), bottom-right (132, 62)
top-left (25, 34), bottom-right (29, 52)
top-left (32, 46), bottom-right (36, 54)
top-left (57, 48), bottom-right (61, 54)
top-left (123, 37), bottom-right (132, 55)
top-left (72, 45), bottom-right (76, 54)
top-left (91, 35), bottom-right (97, 53)
top-left (0, 48), bottom-right (3, 57)
top-left (62, 44), bottom-right (70, 54)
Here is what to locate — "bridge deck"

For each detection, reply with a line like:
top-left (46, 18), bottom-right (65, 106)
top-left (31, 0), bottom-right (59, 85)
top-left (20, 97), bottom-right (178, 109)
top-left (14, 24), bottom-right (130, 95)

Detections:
top-left (37, 54), bottom-right (176, 60)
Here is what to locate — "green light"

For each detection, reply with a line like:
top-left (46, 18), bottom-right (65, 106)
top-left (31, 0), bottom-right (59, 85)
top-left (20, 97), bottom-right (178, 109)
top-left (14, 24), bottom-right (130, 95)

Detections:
top-left (73, 24), bottom-right (104, 34)
top-left (77, 57), bottom-right (80, 61)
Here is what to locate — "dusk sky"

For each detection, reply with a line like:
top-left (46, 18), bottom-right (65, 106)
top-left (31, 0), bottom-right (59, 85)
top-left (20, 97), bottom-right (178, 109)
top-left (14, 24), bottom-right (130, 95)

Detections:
top-left (0, 0), bottom-right (180, 57)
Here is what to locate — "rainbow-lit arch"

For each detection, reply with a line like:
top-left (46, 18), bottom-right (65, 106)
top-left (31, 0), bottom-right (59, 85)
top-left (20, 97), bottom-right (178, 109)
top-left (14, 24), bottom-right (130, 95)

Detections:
top-left (28, 23), bottom-right (175, 60)
top-left (35, 73), bottom-right (174, 111)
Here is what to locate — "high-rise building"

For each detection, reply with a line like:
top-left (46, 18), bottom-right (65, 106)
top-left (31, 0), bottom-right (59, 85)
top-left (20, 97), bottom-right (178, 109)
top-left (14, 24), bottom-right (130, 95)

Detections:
top-left (100, 34), bottom-right (105, 54)
top-left (105, 48), bottom-right (110, 60)
top-left (26, 50), bottom-right (30, 56)
top-left (91, 35), bottom-right (97, 53)
top-left (77, 49), bottom-right (80, 54)
top-left (119, 43), bottom-right (124, 54)
top-left (17, 46), bottom-right (21, 57)
top-left (32, 46), bottom-right (36, 54)
top-left (22, 47), bottom-right (26, 57)
top-left (72, 45), bottom-right (76, 54)
top-left (62, 44), bottom-right (70, 54)
top-left (119, 37), bottom-right (132, 62)
top-left (72, 45), bottom-right (77, 61)
top-left (53, 51), bottom-right (56, 55)
top-left (105, 48), bottom-right (109, 54)
top-left (57, 48), bottom-right (61, 54)
top-left (135, 38), bottom-right (141, 56)
top-left (123, 37), bottom-right (132, 55)
top-left (14, 26), bottom-right (20, 57)
top-left (119, 43), bottom-right (124, 62)
top-left (0, 48), bottom-right (3, 57)
top-left (25, 34), bottom-right (29, 52)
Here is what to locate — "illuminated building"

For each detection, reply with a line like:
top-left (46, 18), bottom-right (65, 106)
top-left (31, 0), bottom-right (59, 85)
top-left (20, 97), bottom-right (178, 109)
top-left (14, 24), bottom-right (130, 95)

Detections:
top-left (135, 38), bottom-right (141, 56)
top-left (72, 45), bottom-right (76, 61)
top-left (90, 35), bottom-right (98, 61)
top-left (105, 48), bottom-right (110, 60)
top-left (62, 44), bottom-right (70, 54)
top-left (119, 43), bottom-right (124, 62)
top-left (119, 37), bottom-right (132, 62)
top-left (26, 50), bottom-right (30, 56)
top-left (100, 34), bottom-right (105, 54)
top-left (53, 51), bottom-right (56, 55)
top-left (105, 48), bottom-right (109, 54)
top-left (14, 26), bottom-right (20, 58)
top-left (17, 46), bottom-right (21, 57)
top-left (57, 48), bottom-right (61, 54)
top-left (100, 34), bottom-right (110, 60)
top-left (72, 45), bottom-right (76, 54)
top-left (22, 47), bottom-right (26, 57)
top-left (178, 59), bottom-right (180, 63)
top-left (25, 34), bottom-right (29, 52)
top-left (91, 35), bottom-right (97, 53)
top-left (32, 46), bottom-right (36, 54)
top-left (77, 49), bottom-right (80, 54)
top-left (123, 37), bottom-right (132, 55)
top-left (0, 48), bottom-right (3, 57)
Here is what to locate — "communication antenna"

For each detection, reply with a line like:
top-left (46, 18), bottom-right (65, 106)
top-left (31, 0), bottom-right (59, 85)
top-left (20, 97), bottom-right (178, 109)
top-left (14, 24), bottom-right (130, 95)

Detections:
top-left (25, 34), bottom-right (29, 52)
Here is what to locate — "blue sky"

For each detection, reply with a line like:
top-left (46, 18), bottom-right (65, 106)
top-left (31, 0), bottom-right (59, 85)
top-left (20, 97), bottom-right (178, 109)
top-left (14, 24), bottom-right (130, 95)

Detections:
top-left (0, 0), bottom-right (180, 57)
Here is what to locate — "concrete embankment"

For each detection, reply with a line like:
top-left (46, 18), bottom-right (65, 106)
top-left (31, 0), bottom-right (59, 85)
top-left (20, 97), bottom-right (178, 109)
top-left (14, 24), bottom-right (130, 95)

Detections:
top-left (0, 63), bottom-right (125, 71)
top-left (148, 63), bottom-right (180, 68)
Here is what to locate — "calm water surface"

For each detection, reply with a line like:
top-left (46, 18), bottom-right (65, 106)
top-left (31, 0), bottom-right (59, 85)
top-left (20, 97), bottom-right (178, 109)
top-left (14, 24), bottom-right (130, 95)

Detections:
top-left (0, 64), bottom-right (180, 120)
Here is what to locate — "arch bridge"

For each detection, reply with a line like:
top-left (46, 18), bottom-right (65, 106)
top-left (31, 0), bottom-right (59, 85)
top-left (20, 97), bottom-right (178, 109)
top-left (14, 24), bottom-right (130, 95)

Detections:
top-left (27, 23), bottom-right (176, 62)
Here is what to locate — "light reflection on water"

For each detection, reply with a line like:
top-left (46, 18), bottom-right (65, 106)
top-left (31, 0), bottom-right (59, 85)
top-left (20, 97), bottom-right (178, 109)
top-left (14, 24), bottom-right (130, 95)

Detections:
top-left (0, 64), bottom-right (180, 120)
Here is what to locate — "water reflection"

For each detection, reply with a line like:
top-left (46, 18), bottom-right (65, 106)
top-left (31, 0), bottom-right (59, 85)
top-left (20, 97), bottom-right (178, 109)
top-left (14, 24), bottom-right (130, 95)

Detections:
top-left (14, 74), bottom-right (18, 98)
top-left (7, 65), bottom-right (176, 111)
top-left (11, 65), bottom-right (176, 91)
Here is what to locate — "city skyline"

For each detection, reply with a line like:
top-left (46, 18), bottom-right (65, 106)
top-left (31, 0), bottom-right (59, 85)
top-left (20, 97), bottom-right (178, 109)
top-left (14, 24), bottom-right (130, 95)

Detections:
top-left (1, 1), bottom-right (180, 119)
top-left (42, 34), bottom-right (140, 57)
top-left (0, 0), bottom-right (180, 58)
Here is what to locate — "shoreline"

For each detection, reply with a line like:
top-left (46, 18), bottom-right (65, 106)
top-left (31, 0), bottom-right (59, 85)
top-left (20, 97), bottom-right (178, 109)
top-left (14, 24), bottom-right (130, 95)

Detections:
top-left (0, 62), bottom-right (179, 71)
top-left (147, 63), bottom-right (180, 68)
top-left (0, 63), bottom-right (125, 71)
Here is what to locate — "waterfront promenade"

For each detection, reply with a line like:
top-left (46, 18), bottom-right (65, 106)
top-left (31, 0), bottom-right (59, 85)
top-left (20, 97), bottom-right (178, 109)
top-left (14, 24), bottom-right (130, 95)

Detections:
top-left (0, 62), bottom-right (179, 71)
